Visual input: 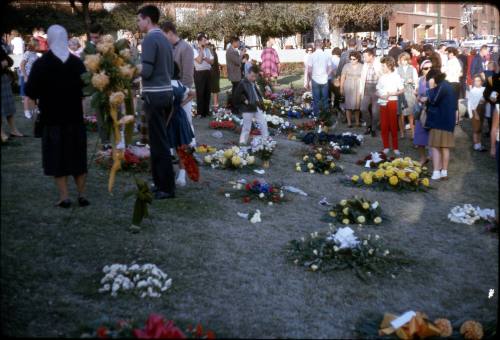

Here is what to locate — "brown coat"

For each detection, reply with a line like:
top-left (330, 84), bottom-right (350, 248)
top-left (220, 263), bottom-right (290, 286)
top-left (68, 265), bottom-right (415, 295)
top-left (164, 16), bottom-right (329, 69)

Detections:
top-left (226, 46), bottom-right (242, 82)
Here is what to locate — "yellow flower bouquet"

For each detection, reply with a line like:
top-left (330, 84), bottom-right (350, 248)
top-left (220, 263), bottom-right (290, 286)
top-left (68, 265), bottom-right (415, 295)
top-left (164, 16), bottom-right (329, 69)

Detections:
top-left (81, 35), bottom-right (140, 192)
top-left (346, 157), bottom-right (431, 192)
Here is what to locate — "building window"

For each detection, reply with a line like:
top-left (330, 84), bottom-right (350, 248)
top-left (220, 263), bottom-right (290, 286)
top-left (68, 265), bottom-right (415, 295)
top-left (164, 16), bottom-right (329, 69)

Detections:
top-left (448, 26), bottom-right (454, 39)
top-left (396, 23), bottom-right (404, 39)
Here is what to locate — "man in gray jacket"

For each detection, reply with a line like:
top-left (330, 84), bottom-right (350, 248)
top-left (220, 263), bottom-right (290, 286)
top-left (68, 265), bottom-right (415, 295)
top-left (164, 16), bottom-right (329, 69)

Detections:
top-left (161, 21), bottom-right (194, 129)
top-left (137, 5), bottom-right (175, 199)
top-left (161, 21), bottom-right (194, 89)
top-left (226, 36), bottom-right (243, 112)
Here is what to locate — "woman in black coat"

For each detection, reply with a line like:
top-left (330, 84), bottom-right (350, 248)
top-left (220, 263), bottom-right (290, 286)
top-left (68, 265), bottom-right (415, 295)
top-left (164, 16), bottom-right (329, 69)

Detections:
top-left (25, 25), bottom-right (89, 208)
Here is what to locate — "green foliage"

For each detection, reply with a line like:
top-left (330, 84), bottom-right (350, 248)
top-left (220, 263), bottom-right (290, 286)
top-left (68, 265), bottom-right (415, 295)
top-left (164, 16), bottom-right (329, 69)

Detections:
top-left (244, 3), bottom-right (313, 42)
top-left (176, 3), bottom-right (312, 48)
top-left (286, 228), bottom-right (411, 282)
top-left (131, 178), bottom-right (153, 228)
top-left (327, 4), bottom-right (393, 32)
top-left (2, 3), bottom-right (87, 35)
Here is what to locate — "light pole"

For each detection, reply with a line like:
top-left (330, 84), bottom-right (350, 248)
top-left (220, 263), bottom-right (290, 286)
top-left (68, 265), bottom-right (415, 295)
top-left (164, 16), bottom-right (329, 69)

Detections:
top-left (437, 3), bottom-right (442, 44)
top-left (380, 15), bottom-right (384, 56)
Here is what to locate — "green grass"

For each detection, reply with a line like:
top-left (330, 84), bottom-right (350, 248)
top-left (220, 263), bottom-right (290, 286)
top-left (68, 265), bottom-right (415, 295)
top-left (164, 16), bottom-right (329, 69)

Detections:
top-left (1, 75), bottom-right (498, 337)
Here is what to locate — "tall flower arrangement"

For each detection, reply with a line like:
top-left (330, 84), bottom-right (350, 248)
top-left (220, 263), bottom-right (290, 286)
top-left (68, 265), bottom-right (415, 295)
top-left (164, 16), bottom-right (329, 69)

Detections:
top-left (81, 35), bottom-right (141, 192)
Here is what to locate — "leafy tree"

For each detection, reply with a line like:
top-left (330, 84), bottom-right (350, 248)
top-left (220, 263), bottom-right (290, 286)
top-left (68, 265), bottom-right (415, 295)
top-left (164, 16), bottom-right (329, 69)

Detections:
top-left (69, 0), bottom-right (92, 39)
top-left (327, 4), bottom-right (392, 33)
top-left (1, 3), bottom-right (86, 35)
top-left (244, 3), bottom-right (313, 47)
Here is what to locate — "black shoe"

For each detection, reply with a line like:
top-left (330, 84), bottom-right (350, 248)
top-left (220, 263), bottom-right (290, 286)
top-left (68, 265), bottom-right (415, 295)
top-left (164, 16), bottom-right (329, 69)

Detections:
top-left (55, 199), bottom-right (72, 208)
top-left (364, 128), bottom-right (372, 135)
top-left (371, 130), bottom-right (377, 137)
top-left (154, 191), bottom-right (175, 200)
top-left (78, 196), bottom-right (90, 207)
top-left (101, 144), bottom-right (112, 151)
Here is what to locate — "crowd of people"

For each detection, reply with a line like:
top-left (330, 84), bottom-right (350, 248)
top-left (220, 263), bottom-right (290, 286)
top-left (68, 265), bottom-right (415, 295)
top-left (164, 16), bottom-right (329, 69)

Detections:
top-left (304, 36), bottom-right (500, 181)
top-left (1, 5), bottom-right (499, 206)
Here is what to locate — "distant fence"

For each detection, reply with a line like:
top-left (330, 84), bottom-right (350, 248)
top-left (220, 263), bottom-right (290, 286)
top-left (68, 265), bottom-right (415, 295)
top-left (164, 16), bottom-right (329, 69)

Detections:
top-left (216, 48), bottom-right (334, 65)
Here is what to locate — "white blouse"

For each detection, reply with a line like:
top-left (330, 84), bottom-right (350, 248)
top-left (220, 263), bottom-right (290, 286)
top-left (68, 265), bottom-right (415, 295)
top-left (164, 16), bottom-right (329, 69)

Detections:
top-left (376, 71), bottom-right (404, 105)
top-left (467, 86), bottom-right (485, 117)
top-left (445, 57), bottom-right (463, 83)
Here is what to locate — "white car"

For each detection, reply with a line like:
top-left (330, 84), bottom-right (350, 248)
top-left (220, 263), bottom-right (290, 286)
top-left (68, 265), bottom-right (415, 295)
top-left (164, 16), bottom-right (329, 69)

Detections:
top-left (461, 35), bottom-right (498, 49)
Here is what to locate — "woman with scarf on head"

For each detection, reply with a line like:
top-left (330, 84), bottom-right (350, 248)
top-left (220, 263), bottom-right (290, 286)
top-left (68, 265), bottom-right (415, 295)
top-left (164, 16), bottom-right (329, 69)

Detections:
top-left (25, 25), bottom-right (89, 208)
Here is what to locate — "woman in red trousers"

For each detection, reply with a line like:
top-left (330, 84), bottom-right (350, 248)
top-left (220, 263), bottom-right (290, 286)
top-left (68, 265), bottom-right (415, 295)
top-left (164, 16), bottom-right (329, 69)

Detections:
top-left (376, 56), bottom-right (405, 156)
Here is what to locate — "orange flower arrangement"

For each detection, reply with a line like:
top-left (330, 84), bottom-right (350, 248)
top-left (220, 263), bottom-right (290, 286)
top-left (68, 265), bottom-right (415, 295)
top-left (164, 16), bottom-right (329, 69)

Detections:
top-left (460, 320), bottom-right (483, 340)
top-left (434, 318), bottom-right (453, 337)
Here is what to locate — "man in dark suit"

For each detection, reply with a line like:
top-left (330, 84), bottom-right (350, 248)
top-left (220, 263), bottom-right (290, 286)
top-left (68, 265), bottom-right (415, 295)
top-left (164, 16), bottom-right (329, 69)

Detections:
top-left (388, 37), bottom-right (403, 65)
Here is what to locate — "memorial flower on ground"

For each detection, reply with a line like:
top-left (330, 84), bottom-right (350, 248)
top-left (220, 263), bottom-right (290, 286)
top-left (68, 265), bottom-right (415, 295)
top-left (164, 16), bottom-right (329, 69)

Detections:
top-left (448, 204), bottom-right (495, 225)
top-left (297, 147), bottom-right (343, 175)
top-left (98, 263), bottom-right (172, 298)
top-left (346, 157), bottom-right (431, 192)
top-left (222, 179), bottom-right (286, 204)
top-left (356, 151), bottom-right (395, 168)
top-left (209, 108), bottom-right (237, 130)
top-left (203, 146), bottom-right (255, 170)
top-left (322, 196), bottom-right (383, 225)
top-left (95, 146), bottom-right (150, 173)
top-left (251, 136), bottom-right (277, 162)
top-left (80, 314), bottom-right (216, 339)
top-left (286, 227), bottom-right (410, 281)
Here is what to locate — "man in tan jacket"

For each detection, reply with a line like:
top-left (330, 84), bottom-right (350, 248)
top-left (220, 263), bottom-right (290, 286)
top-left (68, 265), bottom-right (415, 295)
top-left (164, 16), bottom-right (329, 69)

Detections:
top-left (360, 48), bottom-right (383, 137)
top-left (226, 36), bottom-right (243, 112)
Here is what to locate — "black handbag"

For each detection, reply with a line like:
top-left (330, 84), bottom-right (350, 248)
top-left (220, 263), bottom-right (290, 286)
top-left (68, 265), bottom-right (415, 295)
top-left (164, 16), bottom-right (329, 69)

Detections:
top-left (33, 111), bottom-right (42, 138)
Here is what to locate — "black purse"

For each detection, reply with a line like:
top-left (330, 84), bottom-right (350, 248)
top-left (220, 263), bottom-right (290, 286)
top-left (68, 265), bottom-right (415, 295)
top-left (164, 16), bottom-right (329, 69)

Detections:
top-left (33, 111), bottom-right (42, 138)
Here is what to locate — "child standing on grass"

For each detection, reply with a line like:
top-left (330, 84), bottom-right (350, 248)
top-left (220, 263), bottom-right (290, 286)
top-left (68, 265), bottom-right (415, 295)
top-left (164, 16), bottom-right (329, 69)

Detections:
top-left (468, 75), bottom-right (486, 152)
top-left (20, 37), bottom-right (39, 119)
top-left (234, 65), bottom-right (269, 145)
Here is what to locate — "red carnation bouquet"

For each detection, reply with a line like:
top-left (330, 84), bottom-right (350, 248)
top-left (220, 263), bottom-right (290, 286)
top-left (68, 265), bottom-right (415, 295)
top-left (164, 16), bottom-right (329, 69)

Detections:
top-left (177, 145), bottom-right (200, 182)
top-left (209, 120), bottom-right (236, 130)
top-left (83, 313), bottom-right (216, 339)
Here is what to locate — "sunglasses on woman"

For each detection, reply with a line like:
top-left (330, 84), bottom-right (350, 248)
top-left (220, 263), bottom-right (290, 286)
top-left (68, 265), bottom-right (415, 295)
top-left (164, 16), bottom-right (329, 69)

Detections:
top-left (422, 67), bottom-right (430, 70)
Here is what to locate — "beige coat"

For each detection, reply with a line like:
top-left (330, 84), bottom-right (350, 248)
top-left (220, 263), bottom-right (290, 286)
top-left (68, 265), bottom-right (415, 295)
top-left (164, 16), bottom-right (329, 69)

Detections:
top-left (226, 46), bottom-right (242, 82)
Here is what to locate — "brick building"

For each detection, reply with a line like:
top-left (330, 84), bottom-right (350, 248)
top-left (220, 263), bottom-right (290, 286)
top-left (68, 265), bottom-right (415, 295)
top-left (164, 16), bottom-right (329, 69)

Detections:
top-left (388, 2), bottom-right (499, 43)
top-left (466, 3), bottom-right (499, 37)
top-left (389, 2), bottom-right (462, 42)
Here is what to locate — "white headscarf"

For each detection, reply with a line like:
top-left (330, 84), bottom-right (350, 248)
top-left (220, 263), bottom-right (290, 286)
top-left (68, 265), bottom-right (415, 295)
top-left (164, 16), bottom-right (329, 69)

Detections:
top-left (47, 25), bottom-right (70, 63)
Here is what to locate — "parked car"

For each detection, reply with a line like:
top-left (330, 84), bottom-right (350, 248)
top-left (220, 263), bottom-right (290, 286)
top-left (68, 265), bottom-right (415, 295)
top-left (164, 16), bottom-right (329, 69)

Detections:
top-left (439, 40), bottom-right (459, 48)
top-left (461, 35), bottom-right (498, 49)
top-left (421, 38), bottom-right (437, 47)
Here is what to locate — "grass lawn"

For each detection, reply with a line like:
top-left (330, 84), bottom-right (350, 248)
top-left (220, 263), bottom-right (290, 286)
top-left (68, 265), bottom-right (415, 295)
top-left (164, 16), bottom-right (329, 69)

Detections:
top-left (1, 73), bottom-right (498, 338)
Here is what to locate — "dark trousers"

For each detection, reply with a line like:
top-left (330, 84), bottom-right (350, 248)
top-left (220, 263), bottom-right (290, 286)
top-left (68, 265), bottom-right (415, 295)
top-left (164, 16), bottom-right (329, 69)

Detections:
top-left (231, 81), bottom-right (239, 113)
top-left (329, 80), bottom-right (342, 111)
top-left (194, 70), bottom-right (212, 117)
top-left (143, 92), bottom-right (175, 194)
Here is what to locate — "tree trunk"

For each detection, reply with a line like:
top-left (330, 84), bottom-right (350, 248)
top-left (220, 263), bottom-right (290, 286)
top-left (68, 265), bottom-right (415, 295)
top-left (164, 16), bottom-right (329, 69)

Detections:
top-left (330, 25), bottom-right (342, 48)
top-left (82, 0), bottom-right (91, 41)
